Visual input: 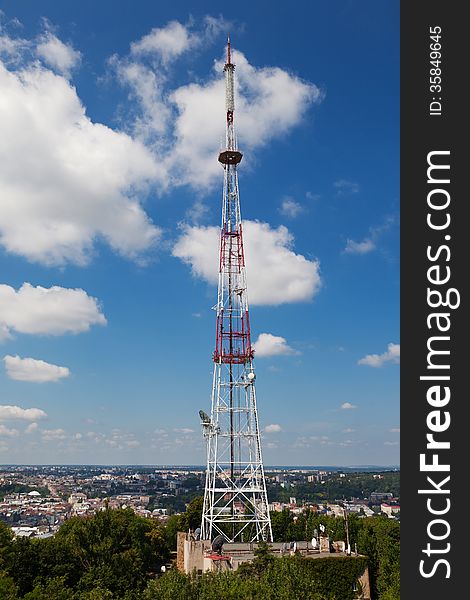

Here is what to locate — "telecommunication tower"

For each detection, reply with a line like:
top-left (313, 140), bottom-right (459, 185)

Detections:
top-left (200, 38), bottom-right (272, 543)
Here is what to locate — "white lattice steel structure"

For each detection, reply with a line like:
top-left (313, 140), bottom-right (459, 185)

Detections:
top-left (200, 39), bottom-right (272, 543)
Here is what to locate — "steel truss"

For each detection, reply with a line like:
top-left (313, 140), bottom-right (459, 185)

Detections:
top-left (200, 39), bottom-right (272, 543)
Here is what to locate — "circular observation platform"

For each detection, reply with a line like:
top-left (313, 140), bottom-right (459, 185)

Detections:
top-left (218, 150), bottom-right (243, 165)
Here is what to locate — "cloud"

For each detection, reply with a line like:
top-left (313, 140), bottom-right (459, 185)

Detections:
top-left (130, 21), bottom-right (192, 64)
top-left (279, 197), bottom-right (305, 219)
top-left (0, 424), bottom-right (19, 437)
top-left (186, 200), bottom-right (209, 224)
top-left (126, 440), bottom-right (140, 448)
top-left (306, 191), bottom-right (321, 202)
top-left (1, 21), bottom-right (320, 265)
top-left (129, 17), bottom-right (230, 65)
top-left (0, 405), bottom-right (47, 421)
top-left (25, 422), bottom-right (39, 434)
top-left (0, 283), bottom-right (106, 340)
top-left (173, 428), bottom-right (195, 434)
top-left (36, 32), bottom-right (81, 77)
top-left (340, 402), bottom-right (357, 410)
top-left (342, 428), bottom-right (355, 433)
top-left (264, 423), bottom-right (282, 433)
top-left (358, 343), bottom-right (400, 367)
top-left (110, 58), bottom-right (172, 141)
top-left (166, 49), bottom-right (321, 189)
top-left (389, 427), bottom-right (400, 433)
top-left (292, 435), bottom-right (331, 449)
top-left (344, 238), bottom-right (375, 255)
top-left (0, 30), bottom-right (29, 63)
top-left (344, 216), bottom-right (396, 255)
top-left (384, 441), bottom-right (399, 446)
top-left (41, 428), bottom-right (67, 441)
top-left (3, 354), bottom-right (70, 383)
top-left (113, 21), bottom-right (321, 189)
top-left (173, 220), bottom-right (321, 305)
top-left (253, 333), bottom-right (298, 358)
top-left (0, 59), bottom-right (161, 266)
top-left (334, 179), bottom-right (359, 195)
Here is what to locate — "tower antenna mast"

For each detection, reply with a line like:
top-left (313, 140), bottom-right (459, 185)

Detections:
top-left (200, 38), bottom-right (272, 543)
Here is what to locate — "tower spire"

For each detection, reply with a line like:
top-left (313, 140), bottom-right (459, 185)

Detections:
top-left (200, 39), bottom-right (272, 544)
top-left (219, 37), bottom-right (241, 165)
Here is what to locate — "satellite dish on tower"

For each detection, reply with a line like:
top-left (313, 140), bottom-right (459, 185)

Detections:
top-left (199, 410), bottom-right (211, 423)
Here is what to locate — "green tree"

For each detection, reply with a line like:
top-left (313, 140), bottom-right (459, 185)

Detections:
top-left (6, 536), bottom-right (40, 596)
top-left (164, 496), bottom-right (204, 549)
top-left (178, 495), bottom-right (204, 531)
top-left (270, 509), bottom-right (293, 542)
top-left (238, 541), bottom-right (275, 580)
top-left (73, 588), bottom-right (115, 600)
top-left (0, 572), bottom-right (19, 599)
top-left (356, 517), bottom-right (400, 599)
top-left (23, 576), bottom-right (71, 600)
top-left (144, 569), bottom-right (193, 600)
top-left (164, 514), bottom-right (182, 550)
top-left (5, 508), bottom-right (169, 597)
top-left (55, 508), bottom-right (169, 595)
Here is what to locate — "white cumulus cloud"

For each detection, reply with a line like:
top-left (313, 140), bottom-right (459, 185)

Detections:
top-left (279, 197), bottom-right (305, 219)
top-left (42, 428), bottom-right (67, 441)
top-left (358, 343), bottom-right (400, 367)
top-left (173, 220), bottom-right (321, 305)
top-left (0, 405), bottom-right (47, 421)
top-left (340, 402), bottom-right (357, 410)
top-left (0, 424), bottom-right (19, 437)
top-left (1, 21), bottom-right (320, 265)
top-left (0, 60), bottom-right (162, 266)
top-left (264, 423), bottom-right (282, 433)
top-left (0, 283), bottom-right (106, 340)
top-left (344, 216), bottom-right (396, 256)
top-left (3, 354), bottom-right (70, 383)
top-left (131, 21), bottom-right (192, 63)
top-left (344, 238), bottom-right (375, 255)
top-left (114, 20), bottom-right (321, 190)
top-left (165, 49), bottom-right (321, 189)
top-left (36, 32), bottom-right (81, 77)
top-left (253, 333), bottom-right (298, 358)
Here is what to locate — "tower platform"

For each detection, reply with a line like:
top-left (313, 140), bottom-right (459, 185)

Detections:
top-left (218, 149), bottom-right (243, 164)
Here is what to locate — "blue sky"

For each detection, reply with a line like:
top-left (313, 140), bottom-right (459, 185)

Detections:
top-left (0, 1), bottom-right (399, 466)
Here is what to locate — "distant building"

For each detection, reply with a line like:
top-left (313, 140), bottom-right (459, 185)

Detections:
top-left (370, 492), bottom-right (393, 503)
top-left (68, 492), bottom-right (87, 504)
top-left (381, 503), bottom-right (400, 517)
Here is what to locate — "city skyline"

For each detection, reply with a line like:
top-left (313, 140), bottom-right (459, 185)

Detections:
top-left (0, 1), bottom-right (399, 466)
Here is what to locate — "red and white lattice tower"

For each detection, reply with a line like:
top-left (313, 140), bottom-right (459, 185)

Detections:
top-left (200, 38), bottom-right (272, 543)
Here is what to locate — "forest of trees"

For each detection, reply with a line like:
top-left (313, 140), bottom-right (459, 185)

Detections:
top-left (268, 472), bottom-right (400, 505)
top-left (0, 499), bottom-right (399, 599)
